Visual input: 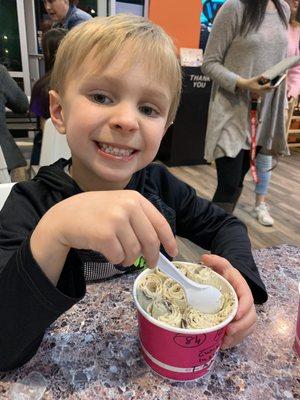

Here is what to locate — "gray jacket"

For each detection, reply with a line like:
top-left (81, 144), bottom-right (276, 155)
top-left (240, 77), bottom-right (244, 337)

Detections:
top-left (202, 0), bottom-right (290, 162)
top-left (0, 65), bottom-right (28, 170)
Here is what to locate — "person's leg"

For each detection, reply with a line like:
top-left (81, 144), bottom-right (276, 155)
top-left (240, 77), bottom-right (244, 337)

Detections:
top-left (213, 150), bottom-right (245, 213)
top-left (252, 152), bottom-right (274, 226)
top-left (255, 152), bottom-right (272, 205)
top-left (232, 148), bottom-right (253, 209)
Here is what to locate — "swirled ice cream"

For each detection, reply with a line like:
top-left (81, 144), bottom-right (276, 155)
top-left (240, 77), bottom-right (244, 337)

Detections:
top-left (136, 262), bottom-right (235, 329)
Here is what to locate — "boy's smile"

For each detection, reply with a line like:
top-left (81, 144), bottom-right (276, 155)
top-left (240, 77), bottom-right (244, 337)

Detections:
top-left (50, 47), bottom-right (172, 191)
top-left (95, 141), bottom-right (137, 160)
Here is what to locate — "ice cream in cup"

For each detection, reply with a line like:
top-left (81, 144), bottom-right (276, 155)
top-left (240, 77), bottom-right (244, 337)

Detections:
top-left (293, 282), bottom-right (300, 357)
top-left (133, 261), bottom-right (238, 381)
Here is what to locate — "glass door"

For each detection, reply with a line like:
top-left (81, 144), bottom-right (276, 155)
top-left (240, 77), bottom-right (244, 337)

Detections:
top-left (0, 0), bottom-right (111, 97)
top-left (0, 0), bottom-right (22, 72)
top-left (0, 0), bottom-right (31, 94)
top-left (0, 0), bottom-right (108, 96)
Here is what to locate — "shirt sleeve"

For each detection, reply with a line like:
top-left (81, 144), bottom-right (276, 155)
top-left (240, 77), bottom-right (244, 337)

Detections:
top-left (0, 183), bottom-right (85, 371)
top-left (0, 66), bottom-right (29, 113)
top-left (201, 0), bottom-right (241, 93)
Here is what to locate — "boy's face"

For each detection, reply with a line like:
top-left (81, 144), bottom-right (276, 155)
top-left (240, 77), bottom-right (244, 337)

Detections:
top-left (50, 49), bottom-right (172, 190)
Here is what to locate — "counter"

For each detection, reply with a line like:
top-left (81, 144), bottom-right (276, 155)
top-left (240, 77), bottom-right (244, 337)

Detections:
top-left (1, 245), bottom-right (299, 399)
top-left (156, 66), bottom-right (211, 166)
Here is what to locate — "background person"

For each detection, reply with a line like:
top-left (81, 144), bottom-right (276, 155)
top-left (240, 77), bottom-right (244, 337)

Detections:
top-left (251, 0), bottom-right (300, 227)
top-left (0, 64), bottom-right (29, 181)
top-left (29, 28), bottom-right (67, 165)
top-left (286, 0), bottom-right (300, 131)
top-left (202, 0), bottom-right (290, 214)
top-left (43, 0), bottom-right (92, 30)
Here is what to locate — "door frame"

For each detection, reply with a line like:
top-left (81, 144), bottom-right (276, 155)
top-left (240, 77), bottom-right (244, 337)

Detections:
top-left (10, 0), bottom-right (31, 96)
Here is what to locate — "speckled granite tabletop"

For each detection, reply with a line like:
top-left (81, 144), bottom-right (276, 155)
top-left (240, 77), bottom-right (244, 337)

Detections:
top-left (1, 245), bottom-right (299, 400)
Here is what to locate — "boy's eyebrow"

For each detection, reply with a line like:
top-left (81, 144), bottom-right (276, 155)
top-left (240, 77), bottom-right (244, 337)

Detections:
top-left (80, 75), bottom-right (170, 103)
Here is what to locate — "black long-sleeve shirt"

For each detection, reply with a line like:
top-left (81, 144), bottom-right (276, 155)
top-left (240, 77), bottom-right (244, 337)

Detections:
top-left (0, 159), bottom-right (267, 371)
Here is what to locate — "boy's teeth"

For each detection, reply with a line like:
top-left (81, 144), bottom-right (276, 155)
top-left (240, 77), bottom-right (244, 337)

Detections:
top-left (100, 143), bottom-right (134, 156)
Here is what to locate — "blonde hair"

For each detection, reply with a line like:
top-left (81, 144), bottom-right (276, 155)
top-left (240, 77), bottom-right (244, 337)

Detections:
top-left (51, 14), bottom-right (182, 125)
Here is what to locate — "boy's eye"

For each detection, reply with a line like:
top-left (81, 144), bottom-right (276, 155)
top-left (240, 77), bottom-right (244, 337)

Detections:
top-left (90, 93), bottom-right (112, 105)
top-left (139, 105), bottom-right (159, 117)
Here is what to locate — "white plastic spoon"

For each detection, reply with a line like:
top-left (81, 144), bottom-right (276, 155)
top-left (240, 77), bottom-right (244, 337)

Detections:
top-left (157, 252), bottom-right (223, 314)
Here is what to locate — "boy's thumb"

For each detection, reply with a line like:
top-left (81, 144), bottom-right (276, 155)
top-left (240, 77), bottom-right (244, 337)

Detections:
top-left (200, 253), bottom-right (230, 274)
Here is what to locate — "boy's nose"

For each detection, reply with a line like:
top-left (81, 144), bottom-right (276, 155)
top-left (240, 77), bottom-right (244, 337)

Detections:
top-left (109, 105), bottom-right (139, 134)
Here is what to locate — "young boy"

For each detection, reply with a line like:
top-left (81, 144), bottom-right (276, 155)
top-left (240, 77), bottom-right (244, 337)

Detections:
top-left (0, 15), bottom-right (267, 372)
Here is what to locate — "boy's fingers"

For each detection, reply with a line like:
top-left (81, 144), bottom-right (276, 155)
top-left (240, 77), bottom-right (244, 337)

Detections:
top-left (226, 304), bottom-right (257, 337)
top-left (221, 307), bottom-right (257, 349)
top-left (201, 254), bottom-right (230, 274)
top-left (130, 208), bottom-right (162, 268)
top-left (100, 237), bottom-right (125, 266)
top-left (140, 198), bottom-right (178, 258)
top-left (221, 323), bottom-right (256, 349)
top-left (117, 228), bottom-right (142, 267)
top-left (222, 265), bottom-right (254, 320)
top-left (201, 254), bottom-right (254, 320)
top-left (234, 278), bottom-right (254, 320)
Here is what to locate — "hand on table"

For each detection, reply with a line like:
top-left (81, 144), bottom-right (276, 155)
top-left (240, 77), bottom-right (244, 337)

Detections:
top-left (201, 254), bottom-right (257, 349)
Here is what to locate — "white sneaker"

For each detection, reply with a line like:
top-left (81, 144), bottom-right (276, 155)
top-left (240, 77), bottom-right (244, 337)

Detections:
top-left (252, 202), bottom-right (274, 226)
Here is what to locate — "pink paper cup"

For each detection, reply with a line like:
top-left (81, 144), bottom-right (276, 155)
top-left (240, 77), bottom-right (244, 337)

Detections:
top-left (133, 263), bottom-right (238, 381)
top-left (293, 282), bottom-right (300, 357)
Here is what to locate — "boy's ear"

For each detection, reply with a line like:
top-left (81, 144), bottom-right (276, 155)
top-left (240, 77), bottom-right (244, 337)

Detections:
top-left (49, 90), bottom-right (66, 135)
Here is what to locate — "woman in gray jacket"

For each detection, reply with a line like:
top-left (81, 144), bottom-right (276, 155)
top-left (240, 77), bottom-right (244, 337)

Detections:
top-left (0, 64), bottom-right (29, 181)
top-left (202, 0), bottom-right (289, 214)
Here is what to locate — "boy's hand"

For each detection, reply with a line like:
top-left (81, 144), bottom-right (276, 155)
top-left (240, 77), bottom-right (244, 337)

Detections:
top-left (201, 254), bottom-right (257, 349)
top-left (31, 190), bottom-right (178, 285)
